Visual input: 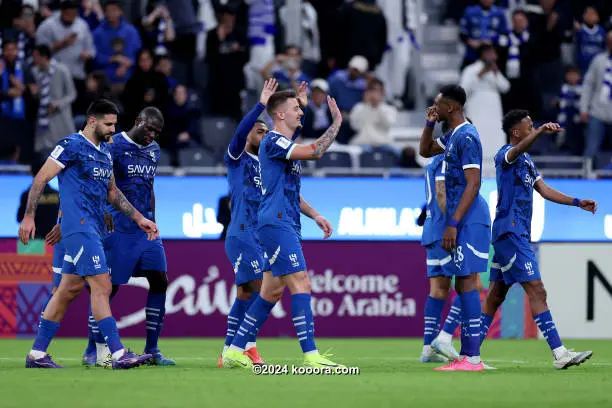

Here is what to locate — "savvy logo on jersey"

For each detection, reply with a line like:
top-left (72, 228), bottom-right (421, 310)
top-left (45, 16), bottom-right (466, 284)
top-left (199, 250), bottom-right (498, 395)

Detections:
top-left (127, 164), bottom-right (156, 176)
top-left (92, 167), bottom-right (112, 179)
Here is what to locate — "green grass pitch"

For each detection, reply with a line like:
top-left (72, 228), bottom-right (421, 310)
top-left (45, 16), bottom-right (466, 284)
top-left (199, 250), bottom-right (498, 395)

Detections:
top-left (1, 338), bottom-right (611, 407)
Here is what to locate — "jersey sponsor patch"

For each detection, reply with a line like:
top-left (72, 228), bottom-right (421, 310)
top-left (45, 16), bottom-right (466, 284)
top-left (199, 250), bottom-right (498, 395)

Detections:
top-left (275, 136), bottom-right (291, 150)
top-left (50, 145), bottom-right (64, 160)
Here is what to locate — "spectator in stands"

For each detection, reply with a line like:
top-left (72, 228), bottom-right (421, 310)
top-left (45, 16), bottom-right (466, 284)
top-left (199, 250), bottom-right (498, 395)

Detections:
top-left (155, 53), bottom-right (177, 90)
top-left (73, 70), bottom-right (119, 129)
top-left (166, 84), bottom-right (201, 154)
top-left (17, 153), bottom-right (59, 239)
top-left (555, 65), bottom-right (583, 154)
top-left (139, 1), bottom-right (176, 56)
top-left (460, 44), bottom-right (510, 162)
top-left (399, 146), bottom-right (420, 169)
top-left (7, 5), bottom-right (36, 64)
top-left (349, 78), bottom-right (397, 146)
top-left (261, 45), bottom-right (311, 91)
top-left (580, 30), bottom-right (612, 158)
top-left (31, 44), bottom-right (76, 154)
top-left (575, 6), bottom-right (606, 76)
top-left (459, 0), bottom-right (508, 69)
top-left (0, 140), bottom-right (19, 164)
top-left (278, 0), bottom-right (320, 78)
top-left (206, 6), bottom-right (248, 122)
top-left (527, 0), bottom-right (569, 121)
top-left (332, 0), bottom-right (387, 72)
top-left (80, 0), bottom-right (104, 31)
top-left (303, 78), bottom-right (332, 140)
top-left (166, 0), bottom-right (203, 87)
top-left (36, 0), bottom-right (95, 121)
top-left (217, 193), bottom-right (231, 240)
top-left (93, 0), bottom-right (141, 93)
top-left (122, 48), bottom-right (170, 129)
top-left (0, 38), bottom-right (35, 164)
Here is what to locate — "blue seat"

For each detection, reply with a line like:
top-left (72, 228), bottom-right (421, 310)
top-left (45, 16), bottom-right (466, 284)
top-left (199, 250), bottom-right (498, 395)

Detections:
top-left (359, 149), bottom-right (398, 168)
top-left (178, 148), bottom-right (216, 167)
top-left (314, 151), bottom-right (353, 168)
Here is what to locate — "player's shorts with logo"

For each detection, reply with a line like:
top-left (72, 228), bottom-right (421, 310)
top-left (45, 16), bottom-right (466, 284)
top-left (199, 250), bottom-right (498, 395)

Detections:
top-left (490, 232), bottom-right (539, 284)
top-left (51, 240), bottom-right (65, 287)
top-left (225, 235), bottom-right (269, 286)
top-left (426, 240), bottom-right (456, 278)
top-left (258, 224), bottom-right (306, 277)
top-left (61, 232), bottom-right (108, 277)
top-left (452, 223), bottom-right (491, 277)
top-left (104, 230), bottom-right (167, 285)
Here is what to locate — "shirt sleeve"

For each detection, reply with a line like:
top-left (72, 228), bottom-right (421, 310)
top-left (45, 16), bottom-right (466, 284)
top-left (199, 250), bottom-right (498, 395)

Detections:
top-left (501, 144), bottom-right (517, 167)
top-left (434, 160), bottom-right (445, 181)
top-left (436, 131), bottom-right (451, 150)
top-left (459, 135), bottom-right (482, 170)
top-left (267, 134), bottom-right (296, 161)
top-left (49, 140), bottom-right (77, 169)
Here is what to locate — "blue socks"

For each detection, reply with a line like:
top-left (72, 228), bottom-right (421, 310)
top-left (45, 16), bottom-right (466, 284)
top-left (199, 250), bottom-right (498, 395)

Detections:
top-left (534, 310), bottom-right (563, 351)
top-left (247, 292), bottom-right (260, 346)
top-left (231, 296), bottom-right (275, 351)
top-left (97, 317), bottom-right (124, 354)
top-left (291, 293), bottom-right (316, 353)
top-left (32, 318), bottom-right (60, 353)
top-left (423, 296), bottom-right (444, 346)
top-left (145, 293), bottom-right (166, 354)
top-left (441, 296), bottom-right (462, 336)
top-left (225, 297), bottom-right (250, 347)
top-left (459, 290), bottom-right (481, 357)
top-left (480, 313), bottom-right (494, 344)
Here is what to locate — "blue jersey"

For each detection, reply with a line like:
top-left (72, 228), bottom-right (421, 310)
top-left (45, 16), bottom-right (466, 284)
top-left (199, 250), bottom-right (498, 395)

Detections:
top-left (258, 131), bottom-right (302, 237)
top-left (108, 132), bottom-right (159, 233)
top-left (492, 144), bottom-right (541, 242)
top-left (459, 5), bottom-right (508, 61)
top-left (575, 24), bottom-right (606, 74)
top-left (440, 122), bottom-right (490, 227)
top-left (49, 132), bottom-right (113, 238)
top-left (422, 155), bottom-right (446, 246)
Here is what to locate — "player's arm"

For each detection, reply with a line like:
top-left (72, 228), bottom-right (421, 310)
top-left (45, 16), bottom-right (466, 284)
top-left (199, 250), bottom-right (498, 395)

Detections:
top-left (107, 174), bottom-right (159, 240)
top-left (45, 210), bottom-right (63, 246)
top-left (534, 179), bottom-right (597, 213)
top-left (18, 158), bottom-right (63, 244)
top-left (292, 81), bottom-right (308, 140)
top-left (505, 123), bottom-right (562, 164)
top-left (228, 79), bottom-right (277, 159)
top-left (435, 178), bottom-right (446, 215)
top-left (419, 107), bottom-right (445, 158)
top-left (288, 96), bottom-right (341, 160)
top-left (300, 195), bottom-right (332, 239)
top-left (151, 187), bottom-right (156, 222)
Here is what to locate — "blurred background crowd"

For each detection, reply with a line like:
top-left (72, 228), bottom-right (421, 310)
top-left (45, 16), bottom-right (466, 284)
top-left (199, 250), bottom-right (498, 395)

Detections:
top-left (0, 0), bottom-right (610, 176)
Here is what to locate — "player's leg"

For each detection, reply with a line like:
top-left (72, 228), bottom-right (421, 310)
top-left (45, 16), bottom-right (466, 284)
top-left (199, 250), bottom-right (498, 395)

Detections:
top-left (142, 270), bottom-right (175, 365)
top-left (26, 271), bottom-right (85, 368)
top-left (480, 280), bottom-right (509, 343)
top-left (421, 251), bottom-right (452, 362)
top-left (242, 278), bottom-right (265, 364)
top-left (222, 271), bottom-right (282, 368)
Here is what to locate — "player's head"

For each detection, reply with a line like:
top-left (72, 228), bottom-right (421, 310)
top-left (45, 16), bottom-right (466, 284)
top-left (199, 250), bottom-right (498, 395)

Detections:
top-left (32, 44), bottom-right (52, 67)
top-left (2, 38), bottom-right (18, 63)
top-left (583, 6), bottom-right (599, 26)
top-left (133, 106), bottom-right (164, 146)
top-left (512, 10), bottom-right (528, 33)
top-left (480, 0), bottom-right (493, 9)
top-left (85, 99), bottom-right (119, 143)
top-left (502, 109), bottom-right (532, 142)
top-left (59, 0), bottom-right (79, 25)
top-left (266, 90), bottom-right (303, 132)
top-left (104, 0), bottom-right (124, 26)
top-left (564, 65), bottom-right (580, 85)
top-left (247, 119), bottom-right (269, 153)
top-left (478, 43), bottom-right (497, 63)
top-left (434, 84), bottom-right (466, 122)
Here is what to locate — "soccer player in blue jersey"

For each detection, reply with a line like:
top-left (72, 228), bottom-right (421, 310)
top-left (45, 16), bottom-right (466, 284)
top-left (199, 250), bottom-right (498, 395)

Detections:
top-left (19, 99), bottom-right (159, 369)
top-left (420, 85), bottom-right (491, 371)
top-left (481, 110), bottom-right (595, 369)
top-left (218, 79), bottom-right (281, 367)
top-left (222, 90), bottom-right (342, 369)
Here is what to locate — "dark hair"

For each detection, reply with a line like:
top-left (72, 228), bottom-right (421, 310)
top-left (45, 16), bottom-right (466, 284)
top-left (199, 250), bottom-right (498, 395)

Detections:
top-left (565, 64), bottom-right (580, 74)
top-left (285, 44), bottom-right (301, 54)
top-left (439, 84), bottom-right (466, 107)
top-left (478, 43), bottom-right (496, 58)
top-left (266, 90), bottom-right (297, 116)
top-left (255, 119), bottom-right (268, 127)
top-left (103, 0), bottom-right (122, 10)
top-left (34, 44), bottom-right (52, 59)
top-left (367, 77), bottom-right (384, 90)
top-left (502, 109), bottom-right (530, 135)
top-left (512, 9), bottom-right (527, 18)
top-left (86, 99), bottom-right (120, 118)
top-left (138, 106), bottom-right (164, 124)
top-left (2, 38), bottom-right (17, 49)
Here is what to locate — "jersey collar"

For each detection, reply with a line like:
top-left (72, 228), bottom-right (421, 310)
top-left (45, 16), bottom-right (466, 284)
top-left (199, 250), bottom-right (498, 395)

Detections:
top-left (451, 121), bottom-right (470, 137)
top-left (78, 130), bottom-right (101, 151)
top-left (122, 131), bottom-right (145, 148)
top-left (246, 151), bottom-right (259, 162)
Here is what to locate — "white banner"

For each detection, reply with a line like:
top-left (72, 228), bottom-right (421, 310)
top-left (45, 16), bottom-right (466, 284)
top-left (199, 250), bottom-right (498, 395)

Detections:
top-left (539, 243), bottom-right (612, 339)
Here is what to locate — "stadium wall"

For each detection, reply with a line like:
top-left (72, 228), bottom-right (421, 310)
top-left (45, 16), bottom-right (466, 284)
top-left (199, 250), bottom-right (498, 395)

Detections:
top-left (1, 238), bottom-right (537, 339)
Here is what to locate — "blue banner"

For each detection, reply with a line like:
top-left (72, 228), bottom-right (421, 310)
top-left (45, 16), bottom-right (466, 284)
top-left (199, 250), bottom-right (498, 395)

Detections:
top-left (1, 175), bottom-right (610, 241)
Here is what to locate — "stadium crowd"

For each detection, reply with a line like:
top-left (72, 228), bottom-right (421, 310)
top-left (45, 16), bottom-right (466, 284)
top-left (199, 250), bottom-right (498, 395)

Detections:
top-left (0, 0), bottom-right (609, 170)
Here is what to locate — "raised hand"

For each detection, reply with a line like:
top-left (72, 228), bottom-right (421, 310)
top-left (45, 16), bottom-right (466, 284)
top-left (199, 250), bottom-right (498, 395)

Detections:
top-left (426, 106), bottom-right (438, 123)
top-left (578, 199), bottom-right (597, 214)
top-left (296, 81), bottom-right (308, 108)
top-left (538, 122), bottom-right (563, 134)
top-left (259, 78), bottom-right (278, 106)
top-left (327, 95), bottom-right (342, 125)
